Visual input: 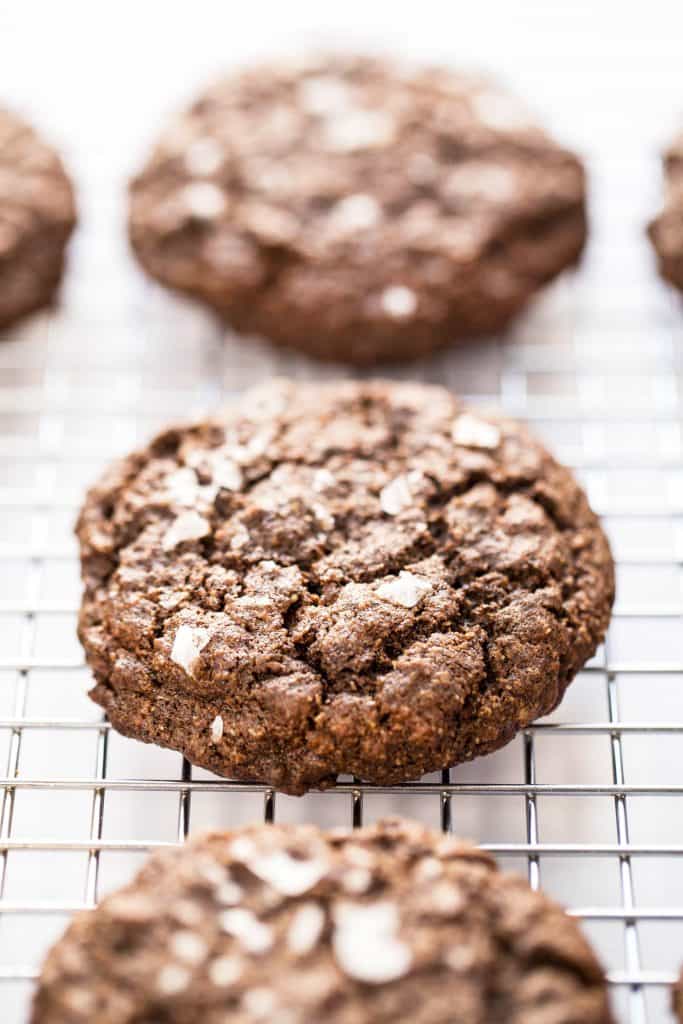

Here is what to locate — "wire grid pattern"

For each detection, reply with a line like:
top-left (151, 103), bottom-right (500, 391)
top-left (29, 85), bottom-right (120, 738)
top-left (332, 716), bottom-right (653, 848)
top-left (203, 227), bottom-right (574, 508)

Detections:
top-left (1, 106), bottom-right (683, 1024)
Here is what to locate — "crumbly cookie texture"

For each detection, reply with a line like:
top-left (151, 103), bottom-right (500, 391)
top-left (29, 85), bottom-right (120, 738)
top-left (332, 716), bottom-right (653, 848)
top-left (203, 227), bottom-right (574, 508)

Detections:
top-left (129, 55), bottom-right (586, 363)
top-left (0, 108), bottom-right (76, 328)
top-left (649, 133), bottom-right (683, 292)
top-left (31, 819), bottom-right (615, 1024)
top-left (76, 380), bottom-right (614, 795)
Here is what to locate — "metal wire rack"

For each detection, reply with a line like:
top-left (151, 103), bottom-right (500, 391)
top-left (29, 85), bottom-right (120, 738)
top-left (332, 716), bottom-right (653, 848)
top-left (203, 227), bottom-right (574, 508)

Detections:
top-left (2, 80), bottom-right (683, 1024)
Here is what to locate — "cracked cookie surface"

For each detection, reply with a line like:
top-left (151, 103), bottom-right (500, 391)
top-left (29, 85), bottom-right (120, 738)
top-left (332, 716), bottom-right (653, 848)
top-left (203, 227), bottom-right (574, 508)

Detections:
top-left (129, 56), bottom-right (586, 363)
top-left (32, 818), bottom-right (615, 1024)
top-left (77, 380), bottom-right (614, 794)
top-left (0, 108), bottom-right (76, 328)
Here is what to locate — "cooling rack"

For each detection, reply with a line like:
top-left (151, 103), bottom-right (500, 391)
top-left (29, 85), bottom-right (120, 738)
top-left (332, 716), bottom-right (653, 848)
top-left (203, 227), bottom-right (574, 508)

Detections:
top-left (2, 47), bottom-right (683, 1024)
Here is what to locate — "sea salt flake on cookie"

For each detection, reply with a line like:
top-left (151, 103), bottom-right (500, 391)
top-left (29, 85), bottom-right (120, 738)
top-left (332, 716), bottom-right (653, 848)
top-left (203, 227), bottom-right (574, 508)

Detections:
top-left (343, 844), bottom-right (375, 868)
top-left (180, 181), bottom-right (226, 220)
top-left (212, 458), bottom-right (243, 492)
top-left (298, 75), bottom-right (352, 115)
top-left (341, 867), bottom-right (372, 894)
top-left (287, 903), bottom-right (326, 956)
top-left (242, 988), bottom-right (278, 1018)
top-left (327, 193), bottom-right (382, 234)
top-left (162, 510), bottom-right (211, 551)
top-left (379, 474), bottom-right (415, 515)
top-left (208, 954), bottom-right (243, 987)
top-left (426, 881), bottom-right (466, 917)
top-left (210, 715), bottom-right (224, 744)
top-left (380, 284), bottom-right (418, 319)
top-left (171, 624), bottom-right (212, 677)
top-left (334, 899), bottom-right (399, 932)
top-left (312, 468), bottom-right (336, 493)
top-left (376, 571), bottom-right (432, 609)
top-left (185, 137), bottom-right (224, 177)
top-left (249, 850), bottom-right (327, 895)
top-left (324, 109), bottom-right (396, 151)
top-left (332, 901), bottom-right (412, 984)
top-left (157, 963), bottom-right (191, 996)
top-left (230, 524), bottom-right (250, 550)
top-left (336, 929), bottom-right (398, 982)
top-left (215, 879), bottom-right (243, 905)
top-left (414, 856), bottom-right (443, 882)
top-left (444, 945), bottom-right (479, 972)
top-left (165, 467), bottom-right (201, 506)
top-left (226, 429), bottom-right (273, 465)
top-left (311, 501), bottom-right (335, 531)
top-left (170, 930), bottom-right (209, 965)
top-left (229, 836), bottom-right (257, 861)
top-left (452, 413), bottom-right (501, 450)
top-left (220, 908), bottom-right (273, 954)
top-left (238, 595), bottom-right (272, 609)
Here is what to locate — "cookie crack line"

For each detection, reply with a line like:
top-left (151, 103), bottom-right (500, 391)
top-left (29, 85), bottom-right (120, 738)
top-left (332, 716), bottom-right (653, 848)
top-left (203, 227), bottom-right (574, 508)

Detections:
top-left (77, 381), bottom-right (613, 794)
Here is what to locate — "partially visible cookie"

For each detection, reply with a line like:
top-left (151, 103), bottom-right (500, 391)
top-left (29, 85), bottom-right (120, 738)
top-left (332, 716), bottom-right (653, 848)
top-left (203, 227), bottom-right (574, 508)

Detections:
top-left (129, 55), bottom-right (586, 363)
top-left (76, 379), bottom-right (614, 795)
top-left (0, 108), bottom-right (76, 329)
top-left (674, 967), bottom-right (683, 1022)
top-left (31, 818), bottom-right (614, 1023)
top-left (649, 133), bottom-right (683, 291)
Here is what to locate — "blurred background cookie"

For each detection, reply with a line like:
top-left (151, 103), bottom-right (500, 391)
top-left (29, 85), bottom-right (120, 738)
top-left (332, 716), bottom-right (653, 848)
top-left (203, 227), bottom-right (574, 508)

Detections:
top-left (0, 108), bottom-right (76, 329)
top-left (648, 132), bottom-right (683, 292)
top-left (31, 819), bottom-right (614, 1023)
top-left (129, 55), bottom-right (587, 364)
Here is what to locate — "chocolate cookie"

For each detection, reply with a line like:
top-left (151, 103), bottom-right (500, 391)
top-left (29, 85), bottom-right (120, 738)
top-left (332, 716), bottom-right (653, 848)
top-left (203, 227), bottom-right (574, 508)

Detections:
top-left (32, 818), bottom-right (614, 1023)
top-left (129, 56), bottom-right (587, 364)
top-left (76, 380), bottom-right (614, 794)
top-left (648, 132), bottom-right (683, 292)
top-left (0, 108), bottom-right (76, 329)
top-left (674, 967), bottom-right (683, 1023)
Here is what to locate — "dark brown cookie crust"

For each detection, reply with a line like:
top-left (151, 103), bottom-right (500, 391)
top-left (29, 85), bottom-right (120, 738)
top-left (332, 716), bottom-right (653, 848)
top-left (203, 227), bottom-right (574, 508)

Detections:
top-left (32, 819), bottom-right (615, 1024)
top-left (0, 108), bottom-right (76, 329)
top-left (129, 56), bottom-right (587, 364)
top-left (76, 380), bottom-right (614, 795)
top-left (649, 133), bottom-right (683, 291)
